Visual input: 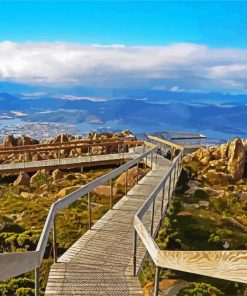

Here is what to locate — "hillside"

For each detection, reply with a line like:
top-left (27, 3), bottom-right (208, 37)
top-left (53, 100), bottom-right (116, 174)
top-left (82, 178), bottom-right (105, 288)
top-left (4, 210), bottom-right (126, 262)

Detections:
top-left (142, 137), bottom-right (247, 295)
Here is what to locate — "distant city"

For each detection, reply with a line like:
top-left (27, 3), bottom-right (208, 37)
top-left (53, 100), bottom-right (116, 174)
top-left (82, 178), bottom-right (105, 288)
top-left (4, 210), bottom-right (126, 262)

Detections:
top-left (0, 121), bottom-right (81, 142)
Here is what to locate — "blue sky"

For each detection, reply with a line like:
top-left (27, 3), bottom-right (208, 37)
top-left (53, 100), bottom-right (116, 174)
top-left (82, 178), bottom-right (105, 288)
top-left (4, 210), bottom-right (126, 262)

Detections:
top-left (0, 1), bottom-right (247, 93)
top-left (0, 1), bottom-right (247, 47)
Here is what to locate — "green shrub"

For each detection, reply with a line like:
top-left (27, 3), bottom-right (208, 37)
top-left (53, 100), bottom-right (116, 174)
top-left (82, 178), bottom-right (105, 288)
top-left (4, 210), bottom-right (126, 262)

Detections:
top-left (16, 287), bottom-right (35, 296)
top-left (0, 230), bottom-right (42, 252)
top-left (0, 277), bottom-right (34, 295)
top-left (178, 282), bottom-right (224, 296)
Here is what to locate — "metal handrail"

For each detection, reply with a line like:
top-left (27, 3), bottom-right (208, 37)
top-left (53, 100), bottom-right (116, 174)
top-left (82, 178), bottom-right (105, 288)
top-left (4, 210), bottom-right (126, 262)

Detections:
top-left (133, 138), bottom-right (247, 296)
top-left (0, 141), bottom-right (157, 296)
top-left (133, 137), bottom-right (184, 295)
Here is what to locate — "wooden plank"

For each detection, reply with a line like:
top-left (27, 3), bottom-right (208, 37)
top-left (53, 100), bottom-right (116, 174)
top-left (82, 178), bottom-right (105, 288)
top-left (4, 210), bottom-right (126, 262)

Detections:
top-left (143, 141), bottom-right (156, 148)
top-left (157, 250), bottom-right (247, 284)
top-left (134, 217), bottom-right (159, 262)
top-left (148, 135), bottom-right (183, 150)
top-left (0, 251), bottom-right (40, 281)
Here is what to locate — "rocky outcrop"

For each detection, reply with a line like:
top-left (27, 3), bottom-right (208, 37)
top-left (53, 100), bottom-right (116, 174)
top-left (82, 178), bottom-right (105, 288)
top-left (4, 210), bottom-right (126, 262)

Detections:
top-left (205, 170), bottom-right (231, 185)
top-left (20, 191), bottom-right (34, 200)
top-left (19, 135), bottom-right (39, 146)
top-left (184, 137), bottom-right (247, 183)
top-left (57, 186), bottom-right (81, 198)
top-left (237, 192), bottom-right (247, 201)
top-left (116, 166), bottom-right (144, 187)
top-left (220, 142), bottom-right (230, 159)
top-left (32, 153), bottom-right (43, 161)
top-left (53, 133), bottom-right (70, 143)
top-left (91, 146), bottom-right (103, 155)
top-left (3, 135), bottom-right (17, 147)
top-left (3, 135), bottom-right (39, 147)
top-left (30, 170), bottom-right (47, 184)
top-left (52, 169), bottom-right (64, 181)
top-left (93, 185), bottom-right (117, 197)
top-left (14, 171), bottom-right (30, 187)
top-left (227, 137), bottom-right (245, 180)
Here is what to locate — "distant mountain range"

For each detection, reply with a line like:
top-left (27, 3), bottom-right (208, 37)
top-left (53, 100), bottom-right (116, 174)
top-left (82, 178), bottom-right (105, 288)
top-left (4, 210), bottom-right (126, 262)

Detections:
top-left (0, 82), bottom-right (247, 140)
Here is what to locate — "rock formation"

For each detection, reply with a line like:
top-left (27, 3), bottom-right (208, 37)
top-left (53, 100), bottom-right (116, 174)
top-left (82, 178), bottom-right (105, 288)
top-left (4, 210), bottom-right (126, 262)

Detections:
top-left (57, 186), bottom-right (81, 198)
top-left (14, 171), bottom-right (30, 187)
top-left (116, 166), bottom-right (144, 187)
top-left (93, 185), bottom-right (117, 197)
top-left (3, 135), bottom-right (39, 147)
top-left (227, 137), bottom-right (245, 180)
top-left (184, 137), bottom-right (246, 183)
top-left (52, 169), bottom-right (64, 181)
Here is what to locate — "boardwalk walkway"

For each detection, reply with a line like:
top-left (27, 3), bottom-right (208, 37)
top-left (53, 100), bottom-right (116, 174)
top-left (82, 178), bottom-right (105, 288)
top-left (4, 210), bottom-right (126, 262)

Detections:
top-left (45, 153), bottom-right (171, 295)
top-left (0, 153), bottom-right (129, 174)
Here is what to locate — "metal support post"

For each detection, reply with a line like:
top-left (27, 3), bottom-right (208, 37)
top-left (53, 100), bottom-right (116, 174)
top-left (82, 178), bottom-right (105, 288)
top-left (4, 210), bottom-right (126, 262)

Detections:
top-left (35, 268), bottom-right (40, 296)
top-left (110, 179), bottom-right (113, 209)
top-left (133, 230), bottom-right (137, 276)
top-left (125, 169), bottom-right (128, 195)
top-left (136, 162), bottom-right (139, 184)
top-left (151, 198), bottom-right (156, 237)
top-left (153, 266), bottom-right (160, 296)
top-left (145, 157), bottom-right (148, 175)
top-left (52, 218), bottom-right (57, 263)
top-left (160, 183), bottom-right (165, 217)
top-left (88, 192), bottom-right (92, 229)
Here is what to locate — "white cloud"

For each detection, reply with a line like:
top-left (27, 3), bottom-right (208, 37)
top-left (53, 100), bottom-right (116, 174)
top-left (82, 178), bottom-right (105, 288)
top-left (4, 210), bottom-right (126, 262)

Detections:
top-left (0, 41), bottom-right (247, 92)
top-left (170, 86), bottom-right (184, 92)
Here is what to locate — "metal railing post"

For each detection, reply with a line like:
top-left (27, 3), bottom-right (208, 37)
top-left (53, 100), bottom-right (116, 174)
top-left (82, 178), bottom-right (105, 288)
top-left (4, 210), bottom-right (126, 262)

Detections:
top-left (171, 148), bottom-right (174, 160)
top-left (52, 218), bottom-right (57, 263)
top-left (151, 152), bottom-right (153, 169)
top-left (58, 148), bottom-right (61, 165)
top-left (168, 174), bottom-right (172, 201)
top-left (35, 267), bottom-right (40, 296)
top-left (125, 169), bottom-right (128, 195)
top-left (110, 179), bottom-right (113, 209)
top-left (133, 229), bottom-right (137, 276)
top-left (173, 165), bottom-right (176, 190)
top-left (153, 266), bottom-right (160, 296)
top-left (145, 156), bottom-right (148, 175)
top-left (160, 183), bottom-right (165, 218)
top-left (136, 162), bottom-right (139, 184)
top-left (151, 198), bottom-right (156, 237)
top-left (88, 192), bottom-right (92, 229)
top-left (176, 160), bottom-right (180, 180)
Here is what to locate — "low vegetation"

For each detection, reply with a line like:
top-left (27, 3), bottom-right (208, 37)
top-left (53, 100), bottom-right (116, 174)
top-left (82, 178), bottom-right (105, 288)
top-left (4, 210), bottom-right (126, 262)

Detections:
top-left (141, 138), bottom-right (247, 295)
top-left (0, 163), bottom-right (141, 295)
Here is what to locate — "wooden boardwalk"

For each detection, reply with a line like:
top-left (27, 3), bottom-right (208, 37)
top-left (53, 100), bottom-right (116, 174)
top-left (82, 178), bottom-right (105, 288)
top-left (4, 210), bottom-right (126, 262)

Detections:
top-left (0, 153), bottom-right (130, 174)
top-left (45, 154), bottom-right (171, 295)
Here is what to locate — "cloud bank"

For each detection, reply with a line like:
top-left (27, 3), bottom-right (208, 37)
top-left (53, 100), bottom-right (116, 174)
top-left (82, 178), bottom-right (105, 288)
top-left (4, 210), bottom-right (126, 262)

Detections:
top-left (0, 41), bottom-right (247, 92)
